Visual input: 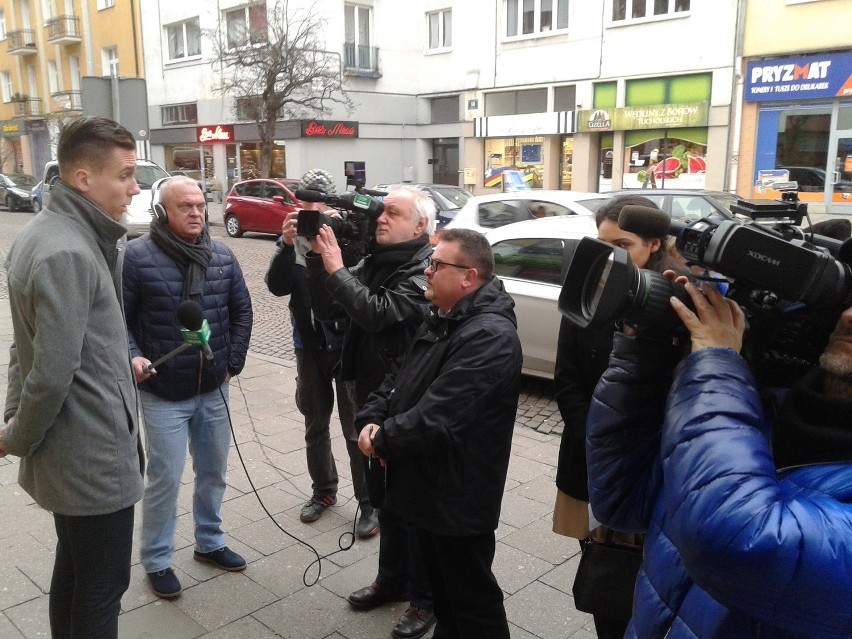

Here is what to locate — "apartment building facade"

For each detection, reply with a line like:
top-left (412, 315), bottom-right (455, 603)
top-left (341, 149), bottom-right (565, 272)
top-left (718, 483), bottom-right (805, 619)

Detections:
top-left (0, 0), bottom-right (144, 175)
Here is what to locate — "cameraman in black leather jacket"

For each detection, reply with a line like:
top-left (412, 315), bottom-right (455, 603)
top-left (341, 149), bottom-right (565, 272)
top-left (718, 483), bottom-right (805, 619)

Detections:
top-left (306, 186), bottom-right (437, 639)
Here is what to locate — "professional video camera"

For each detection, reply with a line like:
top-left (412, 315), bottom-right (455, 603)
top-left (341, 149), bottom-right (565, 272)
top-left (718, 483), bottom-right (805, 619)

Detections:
top-left (294, 185), bottom-right (387, 265)
top-left (559, 186), bottom-right (852, 386)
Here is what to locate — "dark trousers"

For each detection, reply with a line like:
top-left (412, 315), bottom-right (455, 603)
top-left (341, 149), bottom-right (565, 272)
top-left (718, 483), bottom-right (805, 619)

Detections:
top-left (50, 505), bottom-right (135, 639)
top-left (414, 527), bottom-right (509, 639)
top-left (295, 347), bottom-right (365, 506)
top-left (376, 507), bottom-right (433, 610)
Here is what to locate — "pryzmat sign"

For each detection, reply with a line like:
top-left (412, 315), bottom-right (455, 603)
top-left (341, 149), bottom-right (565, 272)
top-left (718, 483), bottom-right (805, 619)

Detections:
top-left (745, 51), bottom-right (852, 102)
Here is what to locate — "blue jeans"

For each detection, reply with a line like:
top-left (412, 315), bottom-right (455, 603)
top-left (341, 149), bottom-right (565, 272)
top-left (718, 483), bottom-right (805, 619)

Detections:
top-left (140, 384), bottom-right (232, 573)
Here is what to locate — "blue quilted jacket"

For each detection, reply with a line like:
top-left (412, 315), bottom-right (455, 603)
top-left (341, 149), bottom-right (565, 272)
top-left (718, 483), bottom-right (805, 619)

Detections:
top-left (123, 234), bottom-right (253, 401)
top-left (588, 334), bottom-right (852, 639)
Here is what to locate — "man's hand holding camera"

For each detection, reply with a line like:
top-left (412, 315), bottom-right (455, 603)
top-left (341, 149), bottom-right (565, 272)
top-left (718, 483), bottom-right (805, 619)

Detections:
top-left (671, 282), bottom-right (745, 354)
top-left (311, 225), bottom-right (346, 275)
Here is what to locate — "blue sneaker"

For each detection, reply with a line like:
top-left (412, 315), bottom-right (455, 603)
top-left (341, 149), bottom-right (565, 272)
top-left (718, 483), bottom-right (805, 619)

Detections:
top-left (193, 546), bottom-right (246, 572)
top-left (147, 568), bottom-right (182, 599)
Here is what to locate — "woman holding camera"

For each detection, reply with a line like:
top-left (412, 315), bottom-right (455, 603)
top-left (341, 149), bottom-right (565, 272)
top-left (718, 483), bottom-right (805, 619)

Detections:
top-left (552, 195), bottom-right (688, 638)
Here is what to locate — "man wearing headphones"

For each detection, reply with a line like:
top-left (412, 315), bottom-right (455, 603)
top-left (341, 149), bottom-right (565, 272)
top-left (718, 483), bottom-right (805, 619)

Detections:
top-left (123, 176), bottom-right (253, 599)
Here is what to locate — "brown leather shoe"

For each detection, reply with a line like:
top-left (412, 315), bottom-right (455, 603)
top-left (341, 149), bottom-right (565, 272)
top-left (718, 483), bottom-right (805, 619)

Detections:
top-left (347, 580), bottom-right (408, 610)
top-left (392, 607), bottom-right (436, 639)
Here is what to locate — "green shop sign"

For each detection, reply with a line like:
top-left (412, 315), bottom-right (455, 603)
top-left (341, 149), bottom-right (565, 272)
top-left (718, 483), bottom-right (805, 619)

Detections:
top-left (576, 102), bottom-right (709, 133)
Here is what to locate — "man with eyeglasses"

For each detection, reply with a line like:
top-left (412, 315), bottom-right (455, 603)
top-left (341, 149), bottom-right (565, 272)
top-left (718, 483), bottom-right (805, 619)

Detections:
top-left (122, 176), bottom-right (253, 599)
top-left (307, 185), bottom-right (436, 638)
top-left (357, 228), bottom-right (523, 639)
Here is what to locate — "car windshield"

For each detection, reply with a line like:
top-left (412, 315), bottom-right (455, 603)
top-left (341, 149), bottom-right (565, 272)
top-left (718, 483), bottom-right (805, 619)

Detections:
top-left (431, 187), bottom-right (472, 210)
top-left (136, 165), bottom-right (170, 189)
top-left (9, 174), bottom-right (37, 188)
top-left (574, 197), bottom-right (610, 213)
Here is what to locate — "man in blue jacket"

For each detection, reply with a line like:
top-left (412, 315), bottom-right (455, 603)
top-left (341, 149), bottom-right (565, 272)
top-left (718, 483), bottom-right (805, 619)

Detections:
top-left (123, 176), bottom-right (253, 599)
top-left (587, 282), bottom-right (852, 639)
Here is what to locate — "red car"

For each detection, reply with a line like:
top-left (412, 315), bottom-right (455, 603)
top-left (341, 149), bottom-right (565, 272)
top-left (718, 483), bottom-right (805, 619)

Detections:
top-left (223, 178), bottom-right (301, 238)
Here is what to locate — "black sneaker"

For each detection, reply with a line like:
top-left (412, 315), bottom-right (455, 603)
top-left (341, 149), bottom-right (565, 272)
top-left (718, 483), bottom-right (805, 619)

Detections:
top-left (193, 546), bottom-right (246, 572)
top-left (147, 568), bottom-right (182, 599)
top-left (300, 494), bottom-right (337, 523)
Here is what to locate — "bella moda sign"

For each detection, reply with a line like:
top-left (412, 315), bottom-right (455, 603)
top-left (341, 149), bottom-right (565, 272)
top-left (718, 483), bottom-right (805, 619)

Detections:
top-left (301, 120), bottom-right (359, 138)
top-left (576, 102), bottom-right (709, 133)
top-left (196, 125), bottom-right (235, 143)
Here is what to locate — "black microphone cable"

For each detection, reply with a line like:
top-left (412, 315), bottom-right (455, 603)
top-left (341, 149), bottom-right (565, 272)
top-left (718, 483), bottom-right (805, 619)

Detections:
top-left (218, 377), bottom-right (365, 587)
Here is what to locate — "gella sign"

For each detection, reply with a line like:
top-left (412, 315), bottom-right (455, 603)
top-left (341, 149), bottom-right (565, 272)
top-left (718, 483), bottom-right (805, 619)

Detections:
top-left (196, 125), bottom-right (234, 143)
top-left (301, 120), bottom-right (359, 138)
top-left (745, 51), bottom-right (852, 102)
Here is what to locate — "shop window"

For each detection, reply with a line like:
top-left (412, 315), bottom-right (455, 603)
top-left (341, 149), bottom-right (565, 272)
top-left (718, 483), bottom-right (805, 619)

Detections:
top-left (560, 137), bottom-right (574, 189)
top-left (611, 0), bottom-right (689, 22)
top-left (483, 136), bottom-right (545, 189)
top-left (225, 4), bottom-right (267, 49)
top-left (492, 237), bottom-right (566, 285)
top-left (161, 103), bottom-right (198, 126)
top-left (427, 9), bottom-right (452, 50)
top-left (622, 131), bottom-right (707, 190)
top-left (166, 17), bottom-right (201, 60)
top-left (506, 0), bottom-right (569, 37)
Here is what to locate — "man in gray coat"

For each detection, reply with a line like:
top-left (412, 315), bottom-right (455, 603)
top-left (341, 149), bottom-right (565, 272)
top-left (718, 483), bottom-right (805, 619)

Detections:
top-left (0, 117), bottom-right (145, 639)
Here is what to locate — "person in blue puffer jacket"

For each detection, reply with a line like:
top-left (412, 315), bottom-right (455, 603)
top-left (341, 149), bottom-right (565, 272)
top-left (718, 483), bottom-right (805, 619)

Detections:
top-left (123, 176), bottom-right (253, 600)
top-left (587, 281), bottom-right (852, 639)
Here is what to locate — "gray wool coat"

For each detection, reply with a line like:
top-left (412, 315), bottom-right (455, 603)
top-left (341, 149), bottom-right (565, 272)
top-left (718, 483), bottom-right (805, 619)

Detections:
top-left (4, 181), bottom-right (144, 516)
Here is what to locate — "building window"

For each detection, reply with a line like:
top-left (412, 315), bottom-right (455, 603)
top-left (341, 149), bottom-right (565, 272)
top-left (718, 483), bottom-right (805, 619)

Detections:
top-left (225, 4), bottom-right (267, 49)
top-left (432, 96), bottom-right (459, 123)
top-left (0, 8), bottom-right (7, 40)
top-left (1, 72), bottom-right (12, 103)
top-left (161, 103), bottom-right (198, 125)
top-left (612, 0), bottom-right (689, 21)
top-left (166, 17), bottom-right (201, 60)
top-left (344, 4), bottom-right (375, 69)
top-left (101, 46), bottom-right (119, 77)
top-left (47, 60), bottom-right (59, 93)
top-left (506, 0), bottom-right (569, 37)
top-left (96, 0), bottom-right (115, 9)
top-left (485, 89), bottom-right (547, 116)
top-left (427, 9), bottom-right (452, 50)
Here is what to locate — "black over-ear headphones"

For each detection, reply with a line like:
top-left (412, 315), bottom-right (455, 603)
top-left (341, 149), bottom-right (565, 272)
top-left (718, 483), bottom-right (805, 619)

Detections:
top-left (151, 176), bottom-right (209, 224)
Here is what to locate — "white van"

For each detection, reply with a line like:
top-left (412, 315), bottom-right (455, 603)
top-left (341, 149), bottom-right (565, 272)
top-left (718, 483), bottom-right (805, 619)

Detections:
top-left (42, 158), bottom-right (170, 237)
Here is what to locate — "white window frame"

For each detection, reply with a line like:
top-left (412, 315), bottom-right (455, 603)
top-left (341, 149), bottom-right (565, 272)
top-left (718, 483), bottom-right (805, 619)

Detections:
top-left (427, 9), bottom-right (452, 52)
top-left (161, 103), bottom-right (198, 125)
top-left (505, 0), bottom-right (570, 39)
top-left (609, 0), bottom-right (690, 24)
top-left (165, 17), bottom-right (201, 61)
top-left (47, 60), bottom-right (59, 93)
top-left (96, 0), bottom-right (115, 10)
top-left (101, 46), bottom-right (119, 77)
top-left (344, 3), bottom-right (373, 64)
top-left (0, 8), bottom-right (7, 40)
top-left (224, 4), bottom-right (268, 50)
top-left (0, 72), bottom-right (12, 103)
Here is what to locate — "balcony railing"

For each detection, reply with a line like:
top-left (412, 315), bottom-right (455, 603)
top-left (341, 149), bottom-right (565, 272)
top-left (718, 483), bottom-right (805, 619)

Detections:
top-left (51, 90), bottom-right (82, 113)
top-left (7, 29), bottom-right (37, 55)
top-left (12, 96), bottom-right (44, 119)
top-left (46, 15), bottom-right (82, 44)
top-left (343, 43), bottom-right (381, 78)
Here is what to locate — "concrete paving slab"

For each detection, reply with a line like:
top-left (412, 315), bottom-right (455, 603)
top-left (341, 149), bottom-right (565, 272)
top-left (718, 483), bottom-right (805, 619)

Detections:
top-left (119, 600), bottom-right (206, 639)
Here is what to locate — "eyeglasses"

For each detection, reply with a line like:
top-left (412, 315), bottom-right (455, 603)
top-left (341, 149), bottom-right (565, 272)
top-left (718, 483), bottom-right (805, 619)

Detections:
top-left (425, 256), bottom-right (473, 272)
top-left (176, 203), bottom-right (207, 215)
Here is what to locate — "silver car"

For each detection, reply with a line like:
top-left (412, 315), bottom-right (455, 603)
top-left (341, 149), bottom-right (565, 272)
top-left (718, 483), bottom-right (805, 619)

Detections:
top-left (488, 215), bottom-right (599, 379)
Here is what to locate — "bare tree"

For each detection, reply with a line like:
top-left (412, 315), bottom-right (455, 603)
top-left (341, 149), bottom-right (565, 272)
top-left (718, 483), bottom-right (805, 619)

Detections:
top-left (207, 0), bottom-right (352, 178)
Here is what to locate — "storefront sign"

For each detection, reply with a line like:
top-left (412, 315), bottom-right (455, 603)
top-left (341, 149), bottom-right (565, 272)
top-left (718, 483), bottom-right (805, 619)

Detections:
top-left (745, 51), bottom-right (852, 102)
top-left (576, 102), bottom-right (709, 133)
top-left (474, 111), bottom-right (572, 137)
top-left (301, 120), bottom-right (359, 138)
top-left (1, 122), bottom-right (21, 138)
top-left (196, 125), bottom-right (234, 143)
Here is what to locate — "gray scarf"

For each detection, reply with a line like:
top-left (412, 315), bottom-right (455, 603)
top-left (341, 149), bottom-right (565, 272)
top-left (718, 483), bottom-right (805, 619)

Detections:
top-left (149, 217), bottom-right (213, 303)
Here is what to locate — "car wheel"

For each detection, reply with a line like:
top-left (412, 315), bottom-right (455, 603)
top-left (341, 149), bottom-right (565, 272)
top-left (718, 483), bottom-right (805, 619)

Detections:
top-left (225, 214), bottom-right (244, 238)
top-left (32, 198), bottom-right (41, 213)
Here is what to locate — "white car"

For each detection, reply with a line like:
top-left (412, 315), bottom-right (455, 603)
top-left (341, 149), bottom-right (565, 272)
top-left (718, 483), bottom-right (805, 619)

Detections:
top-left (42, 158), bottom-right (170, 237)
top-left (446, 190), bottom-right (611, 235)
top-left (488, 215), bottom-right (599, 379)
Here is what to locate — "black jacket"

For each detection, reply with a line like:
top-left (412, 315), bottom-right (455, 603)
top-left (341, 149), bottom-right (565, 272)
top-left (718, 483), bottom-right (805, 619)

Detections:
top-left (356, 278), bottom-right (523, 536)
top-left (553, 318), bottom-right (614, 500)
top-left (306, 239), bottom-right (432, 402)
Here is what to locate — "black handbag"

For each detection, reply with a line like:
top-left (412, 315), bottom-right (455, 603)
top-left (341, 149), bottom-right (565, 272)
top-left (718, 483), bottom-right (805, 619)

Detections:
top-left (572, 530), bottom-right (643, 620)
